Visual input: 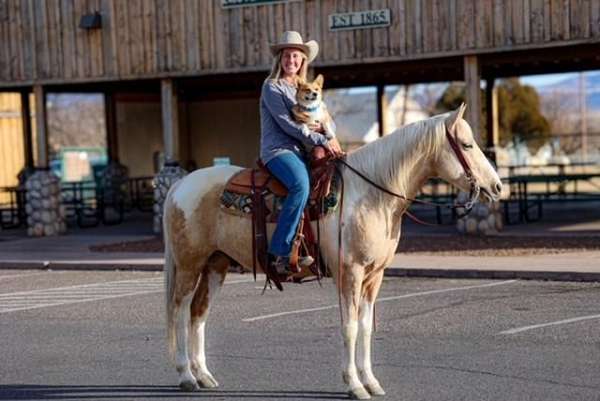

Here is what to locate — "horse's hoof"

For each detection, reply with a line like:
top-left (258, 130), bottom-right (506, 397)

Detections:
top-left (348, 386), bottom-right (371, 400)
top-left (197, 373), bottom-right (219, 388)
top-left (364, 382), bottom-right (386, 396)
top-left (179, 380), bottom-right (200, 392)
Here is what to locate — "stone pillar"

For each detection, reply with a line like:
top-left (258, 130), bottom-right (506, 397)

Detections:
top-left (153, 79), bottom-right (187, 234)
top-left (153, 162), bottom-right (187, 233)
top-left (25, 169), bottom-right (67, 236)
top-left (100, 160), bottom-right (129, 218)
top-left (25, 86), bottom-right (66, 237)
top-left (455, 194), bottom-right (504, 236)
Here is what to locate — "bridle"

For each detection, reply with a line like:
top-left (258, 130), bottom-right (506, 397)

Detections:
top-left (443, 126), bottom-right (481, 212)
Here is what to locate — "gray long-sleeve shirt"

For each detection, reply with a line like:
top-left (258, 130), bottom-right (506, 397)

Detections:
top-left (259, 79), bottom-right (330, 164)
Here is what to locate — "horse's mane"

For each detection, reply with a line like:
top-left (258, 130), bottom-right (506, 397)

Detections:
top-left (346, 112), bottom-right (448, 195)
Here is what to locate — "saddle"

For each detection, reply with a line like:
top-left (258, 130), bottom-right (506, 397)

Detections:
top-left (223, 154), bottom-right (338, 291)
top-left (224, 157), bottom-right (335, 204)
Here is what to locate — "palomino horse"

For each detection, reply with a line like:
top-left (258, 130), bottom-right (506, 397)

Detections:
top-left (163, 104), bottom-right (502, 399)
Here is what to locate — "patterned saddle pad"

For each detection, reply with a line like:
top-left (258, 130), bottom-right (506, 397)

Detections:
top-left (220, 173), bottom-right (340, 222)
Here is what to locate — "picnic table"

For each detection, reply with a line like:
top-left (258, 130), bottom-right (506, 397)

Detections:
top-left (0, 176), bottom-right (155, 230)
top-left (0, 185), bottom-right (27, 228)
top-left (503, 171), bottom-right (600, 223)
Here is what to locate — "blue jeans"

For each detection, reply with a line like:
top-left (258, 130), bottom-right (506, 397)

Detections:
top-left (266, 152), bottom-right (310, 257)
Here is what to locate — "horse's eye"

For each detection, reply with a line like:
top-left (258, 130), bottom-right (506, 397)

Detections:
top-left (462, 143), bottom-right (473, 150)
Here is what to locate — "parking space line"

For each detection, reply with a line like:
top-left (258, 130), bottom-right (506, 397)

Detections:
top-left (0, 276), bottom-right (254, 314)
top-left (0, 272), bottom-right (64, 281)
top-left (243, 279), bottom-right (517, 322)
top-left (500, 313), bottom-right (600, 335)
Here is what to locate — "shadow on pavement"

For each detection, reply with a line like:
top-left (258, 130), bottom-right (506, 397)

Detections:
top-left (0, 384), bottom-right (350, 400)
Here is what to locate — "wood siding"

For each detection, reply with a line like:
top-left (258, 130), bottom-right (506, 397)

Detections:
top-left (0, 0), bottom-right (599, 85)
top-left (0, 93), bottom-right (24, 202)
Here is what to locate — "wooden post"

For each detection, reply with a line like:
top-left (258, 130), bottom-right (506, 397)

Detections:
top-left (485, 78), bottom-right (499, 162)
top-left (20, 90), bottom-right (34, 169)
top-left (33, 85), bottom-right (49, 168)
top-left (463, 55), bottom-right (482, 144)
top-left (104, 92), bottom-right (119, 161)
top-left (161, 79), bottom-right (179, 163)
top-left (376, 84), bottom-right (388, 137)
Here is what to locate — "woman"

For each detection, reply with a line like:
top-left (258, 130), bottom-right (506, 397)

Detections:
top-left (260, 31), bottom-right (343, 274)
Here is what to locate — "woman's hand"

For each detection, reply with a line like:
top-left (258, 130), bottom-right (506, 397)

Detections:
top-left (325, 137), bottom-right (344, 157)
top-left (308, 122), bottom-right (324, 134)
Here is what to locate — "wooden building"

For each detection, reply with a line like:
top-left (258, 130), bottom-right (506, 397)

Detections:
top-left (1, 0), bottom-right (599, 175)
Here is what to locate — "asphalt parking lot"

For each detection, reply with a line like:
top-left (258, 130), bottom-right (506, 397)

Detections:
top-left (1, 269), bottom-right (600, 401)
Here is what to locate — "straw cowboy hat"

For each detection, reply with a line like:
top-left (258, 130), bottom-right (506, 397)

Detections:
top-left (270, 31), bottom-right (319, 63)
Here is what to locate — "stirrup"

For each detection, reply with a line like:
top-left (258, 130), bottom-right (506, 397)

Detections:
top-left (272, 256), bottom-right (292, 275)
top-left (298, 255), bottom-right (314, 268)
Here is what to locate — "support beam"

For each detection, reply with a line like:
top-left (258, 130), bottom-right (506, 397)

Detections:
top-left (485, 78), bottom-right (499, 162)
top-left (161, 79), bottom-right (179, 163)
top-left (104, 92), bottom-right (119, 161)
top-left (376, 84), bottom-right (388, 137)
top-left (20, 90), bottom-right (34, 169)
top-left (32, 85), bottom-right (49, 168)
top-left (463, 55), bottom-right (482, 144)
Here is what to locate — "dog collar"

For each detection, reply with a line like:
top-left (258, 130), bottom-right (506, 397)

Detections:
top-left (300, 104), bottom-right (319, 112)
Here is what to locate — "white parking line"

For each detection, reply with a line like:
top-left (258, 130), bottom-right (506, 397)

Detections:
top-left (500, 313), bottom-right (600, 335)
top-left (0, 276), bottom-right (254, 314)
top-left (0, 271), bottom-right (63, 281)
top-left (243, 279), bottom-right (517, 322)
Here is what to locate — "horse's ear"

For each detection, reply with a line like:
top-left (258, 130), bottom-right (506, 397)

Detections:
top-left (314, 74), bottom-right (324, 88)
top-left (445, 103), bottom-right (467, 133)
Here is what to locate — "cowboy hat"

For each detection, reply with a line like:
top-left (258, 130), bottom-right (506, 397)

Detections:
top-left (269, 31), bottom-right (319, 63)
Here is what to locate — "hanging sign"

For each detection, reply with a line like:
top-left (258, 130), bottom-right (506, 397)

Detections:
top-left (329, 9), bottom-right (391, 31)
top-left (221, 0), bottom-right (300, 8)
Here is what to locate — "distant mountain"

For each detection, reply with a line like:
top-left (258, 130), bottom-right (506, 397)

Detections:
top-left (535, 72), bottom-right (600, 110)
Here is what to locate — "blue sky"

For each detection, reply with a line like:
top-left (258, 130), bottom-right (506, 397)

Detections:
top-left (520, 72), bottom-right (579, 87)
top-left (519, 70), bottom-right (600, 87)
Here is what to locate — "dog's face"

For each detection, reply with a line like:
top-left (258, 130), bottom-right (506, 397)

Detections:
top-left (296, 74), bottom-right (324, 105)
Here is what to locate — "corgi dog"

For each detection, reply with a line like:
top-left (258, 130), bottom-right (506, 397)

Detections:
top-left (292, 74), bottom-right (335, 140)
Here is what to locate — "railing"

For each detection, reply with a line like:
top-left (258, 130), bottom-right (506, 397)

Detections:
top-left (0, 186), bottom-right (27, 229)
top-left (0, 176), bottom-right (155, 230)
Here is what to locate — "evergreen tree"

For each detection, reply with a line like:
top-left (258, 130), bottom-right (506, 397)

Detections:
top-left (436, 78), bottom-right (550, 150)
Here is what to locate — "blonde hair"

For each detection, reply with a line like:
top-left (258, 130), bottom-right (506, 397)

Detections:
top-left (265, 49), bottom-right (308, 84)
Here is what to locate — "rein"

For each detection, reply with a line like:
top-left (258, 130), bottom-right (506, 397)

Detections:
top-left (336, 125), bottom-right (480, 222)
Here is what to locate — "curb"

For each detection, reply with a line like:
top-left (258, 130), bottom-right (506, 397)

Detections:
top-left (385, 267), bottom-right (600, 282)
top-left (0, 261), bottom-right (163, 272)
top-left (2, 261), bottom-right (600, 283)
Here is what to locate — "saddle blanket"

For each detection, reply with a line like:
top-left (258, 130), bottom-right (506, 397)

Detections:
top-left (220, 174), bottom-right (340, 222)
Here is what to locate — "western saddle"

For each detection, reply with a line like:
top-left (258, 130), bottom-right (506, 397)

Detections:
top-left (223, 154), bottom-right (337, 290)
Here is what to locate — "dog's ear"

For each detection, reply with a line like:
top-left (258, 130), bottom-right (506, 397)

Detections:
top-left (314, 74), bottom-right (324, 88)
top-left (296, 76), bottom-right (306, 86)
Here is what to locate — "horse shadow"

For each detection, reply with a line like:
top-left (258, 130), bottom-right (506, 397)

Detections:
top-left (0, 384), bottom-right (350, 400)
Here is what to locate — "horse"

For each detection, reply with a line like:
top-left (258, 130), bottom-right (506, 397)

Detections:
top-left (163, 104), bottom-right (503, 399)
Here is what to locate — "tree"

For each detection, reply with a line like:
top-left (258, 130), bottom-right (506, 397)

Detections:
top-left (436, 78), bottom-right (550, 150)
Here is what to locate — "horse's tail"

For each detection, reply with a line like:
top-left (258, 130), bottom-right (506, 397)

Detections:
top-left (163, 187), bottom-right (177, 361)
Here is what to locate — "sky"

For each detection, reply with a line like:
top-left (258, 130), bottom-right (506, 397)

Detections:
top-left (519, 72), bottom-right (580, 87)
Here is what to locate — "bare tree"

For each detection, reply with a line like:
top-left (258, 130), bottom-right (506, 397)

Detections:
top-left (47, 94), bottom-right (106, 157)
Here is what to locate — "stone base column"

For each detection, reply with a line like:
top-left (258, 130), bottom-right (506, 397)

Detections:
top-left (100, 160), bottom-right (129, 222)
top-left (100, 160), bottom-right (129, 194)
top-left (456, 192), bottom-right (503, 235)
top-left (153, 162), bottom-right (187, 234)
top-left (25, 169), bottom-right (66, 237)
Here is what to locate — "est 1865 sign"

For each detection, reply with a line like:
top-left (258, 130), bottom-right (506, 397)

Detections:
top-left (329, 9), bottom-right (391, 31)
